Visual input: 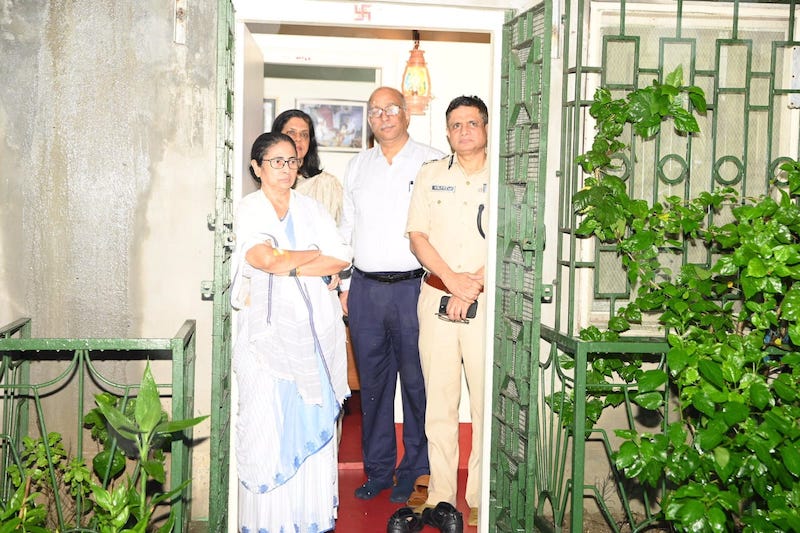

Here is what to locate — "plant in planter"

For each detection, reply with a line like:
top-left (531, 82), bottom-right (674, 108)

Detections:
top-left (87, 363), bottom-right (207, 533)
top-left (572, 66), bottom-right (800, 532)
top-left (2, 363), bottom-right (207, 533)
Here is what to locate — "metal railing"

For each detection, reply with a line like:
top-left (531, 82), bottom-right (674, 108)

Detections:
top-left (0, 318), bottom-right (197, 533)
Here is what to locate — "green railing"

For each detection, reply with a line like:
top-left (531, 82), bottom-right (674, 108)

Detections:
top-left (536, 327), bottom-right (670, 533)
top-left (0, 318), bottom-right (197, 533)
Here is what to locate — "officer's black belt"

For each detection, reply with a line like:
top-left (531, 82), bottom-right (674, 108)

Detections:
top-left (355, 267), bottom-right (425, 283)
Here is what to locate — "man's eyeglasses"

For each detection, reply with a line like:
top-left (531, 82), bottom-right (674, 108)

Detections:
top-left (367, 104), bottom-right (403, 119)
top-left (447, 120), bottom-right (484, 132)
top-left (263, 157), bottom-right (301, 169)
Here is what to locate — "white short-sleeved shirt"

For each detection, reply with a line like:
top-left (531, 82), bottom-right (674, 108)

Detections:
top-left (339, 138), bottom-right (445, 277)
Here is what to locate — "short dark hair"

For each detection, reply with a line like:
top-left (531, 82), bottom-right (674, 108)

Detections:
top-left (248, 132), bottom-right (296, 185)
top-left (445, 95), bottom-right (488, 125)
top-left (271, 109), bottom-right (322, 178)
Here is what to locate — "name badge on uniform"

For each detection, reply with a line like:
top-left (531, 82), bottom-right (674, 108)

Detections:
top-left (432, 185), bottom-right (456, 193)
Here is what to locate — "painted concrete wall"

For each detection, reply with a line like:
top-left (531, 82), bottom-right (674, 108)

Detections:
top-left (0, 0), bottom-right (217, 518)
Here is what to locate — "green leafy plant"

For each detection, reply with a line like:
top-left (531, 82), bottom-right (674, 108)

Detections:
top-left (89, 363), bottom-right (207, 533)
top-left (572, 66), bottom-right (800, 532)
top-left (1, 363), bottom-right (207, 533)
top-left (0, 482), bottom-right (48, 533)
top-left (5, 433), bottom-right (94, 530)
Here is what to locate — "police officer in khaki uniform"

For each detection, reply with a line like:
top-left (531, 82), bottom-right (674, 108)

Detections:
top-left (406, 95), bottom-right (490, 528)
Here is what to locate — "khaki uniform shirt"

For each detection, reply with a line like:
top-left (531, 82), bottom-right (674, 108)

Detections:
top-left (406, 154), bottom-right (489, 273)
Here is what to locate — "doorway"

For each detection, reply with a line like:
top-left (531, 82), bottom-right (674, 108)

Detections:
top-left (227, 1), bottom-right (508, 531)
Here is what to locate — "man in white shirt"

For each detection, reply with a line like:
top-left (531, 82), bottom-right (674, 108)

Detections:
top-left (339, 86), bottom-right (445, 503)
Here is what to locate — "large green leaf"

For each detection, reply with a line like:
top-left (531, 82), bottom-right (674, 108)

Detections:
top-left (155, 415), bottom-right (209, 436)
top-left (677, 499), bottom-right (706, 527)
top-left (664, 65), bottom-right (684, 87)
top-left (633, 391), bottom-right (664, 410)
top-left (780, 286), bottom-right (800, 321)
top-left (706, 506), bottom-right (729, 533)
top-left (698, 359), bottom-right (725, 389)
top-left (721, 402), bottom-right (749, 426)
top-left (142, 458), bottom-right (166, 484)
top-left (672, 107), bottom-right (700, 133)
top-left (95, 395), bottom-right (140, 442)
top-left (772, 374), bottom-right (798, 402)
top-left (638, 369), bottom-right (668, 392)
top-left (93, 448), bottom-right (127, 480)
top-left (749, 381), bottom-right (772, 410)
top-left (779, 444), bottom-right (800, 478)
top-left (697, 419), bottom-right (728, 451)
top-left (135, 363), bottom-right (164, 436)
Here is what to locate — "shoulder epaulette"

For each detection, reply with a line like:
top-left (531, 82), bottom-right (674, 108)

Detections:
top-left (422, 154), bottom-right (451, 166)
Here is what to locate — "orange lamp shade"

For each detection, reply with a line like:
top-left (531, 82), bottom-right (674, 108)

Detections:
top-left (402, 44), bottom-right (432, 115)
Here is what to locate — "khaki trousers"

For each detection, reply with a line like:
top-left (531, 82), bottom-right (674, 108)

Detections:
top-left (417, 284), bottom-right (486, 508)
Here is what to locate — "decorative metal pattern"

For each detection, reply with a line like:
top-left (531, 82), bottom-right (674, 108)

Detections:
top-left (0, 318), bottom-right (197, 533)
top-left (208, 0), bottom-right (235, 531)
top-left (533, 0), bottom-right (800, 531)
top-left (490, 4), bottom-right (552, 531)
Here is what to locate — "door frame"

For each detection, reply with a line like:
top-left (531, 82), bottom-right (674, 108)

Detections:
top-left (230, 2), bottom-right (508, 530)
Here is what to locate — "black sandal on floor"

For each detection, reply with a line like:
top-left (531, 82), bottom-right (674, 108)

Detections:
top-left (387, 506), bottom-right (424, 533)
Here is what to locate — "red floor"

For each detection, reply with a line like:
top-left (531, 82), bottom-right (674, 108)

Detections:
top-left (336, 392), bottom-right (477, 532)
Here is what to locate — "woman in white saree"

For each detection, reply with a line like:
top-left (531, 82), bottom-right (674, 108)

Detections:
top-left (231, 132), bottom-right (352, 533)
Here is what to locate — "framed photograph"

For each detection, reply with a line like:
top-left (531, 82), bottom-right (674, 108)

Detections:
top-left (296, 98), bottom-right (367, 152)
top-left (263, 98), bottom-right (276, 132)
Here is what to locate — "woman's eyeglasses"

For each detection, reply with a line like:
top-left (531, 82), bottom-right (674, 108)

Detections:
top-left (263, 157), bottom-right (301, 169)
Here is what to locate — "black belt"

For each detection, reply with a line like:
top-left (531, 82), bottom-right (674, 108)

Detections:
top-left (355, 267), bottom-right (424, 283)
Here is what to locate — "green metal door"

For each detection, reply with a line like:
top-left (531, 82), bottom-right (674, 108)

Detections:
top-left (535, 1), bottom-right (800, 532)
top-left (205, 0), bottom-right (235, 530)
top-left (490, 3), bottom-right (553, 531)
top-left (491, 0), bottom-right (798, 532)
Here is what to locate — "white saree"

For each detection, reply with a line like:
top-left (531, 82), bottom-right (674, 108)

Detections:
top-left (231, 190), bottom-right (352, 533)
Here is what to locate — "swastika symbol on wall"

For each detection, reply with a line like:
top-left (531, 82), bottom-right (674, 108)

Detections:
top-left (354, 4), bottom-right (371, 21)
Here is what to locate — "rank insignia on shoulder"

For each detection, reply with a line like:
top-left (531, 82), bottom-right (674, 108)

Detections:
top-left (423, 155), bottom-right (448, 166)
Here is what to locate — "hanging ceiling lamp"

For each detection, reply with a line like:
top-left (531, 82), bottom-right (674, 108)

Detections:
top-left (401, 30), bottom-right (432, 115)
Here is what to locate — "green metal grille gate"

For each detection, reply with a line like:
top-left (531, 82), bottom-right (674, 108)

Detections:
top-left (491, 4), bottom-right (553, 531)
top-left (490, 1), bottom-right (799, 531)
top-left (206, 0), bottom-right (235, 530)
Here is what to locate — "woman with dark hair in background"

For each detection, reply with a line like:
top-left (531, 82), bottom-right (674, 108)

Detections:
top-left (272, 109), bottom-right (344, 224)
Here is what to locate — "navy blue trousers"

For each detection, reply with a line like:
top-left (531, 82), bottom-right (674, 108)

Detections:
top-left (348, 270), bottom-right (429, 484)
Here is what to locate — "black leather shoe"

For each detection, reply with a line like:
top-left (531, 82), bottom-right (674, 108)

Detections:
top-left (422, 501), bottom-right (463, 533)
top-left (354, 478), bottom-right (392, 500)
top-left (386, 506), bottom-right (423, 533)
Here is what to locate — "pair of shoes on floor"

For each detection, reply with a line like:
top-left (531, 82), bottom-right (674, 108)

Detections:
top-left (468, 507), bottom-right (478, 527)
top-left (421, 501), bottom-right (463, 533)
top-left (390, 476), bottom-right (416, 503)
top-left (386, 506), bottom-right (423, 533)
top-left (354, 478), bottom-right (393, 500)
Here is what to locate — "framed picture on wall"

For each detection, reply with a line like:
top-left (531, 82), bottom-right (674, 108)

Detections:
top-left (296, 98), bottom-right (367, 152)
top-left (263, 98), bottom-right (277, 132)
